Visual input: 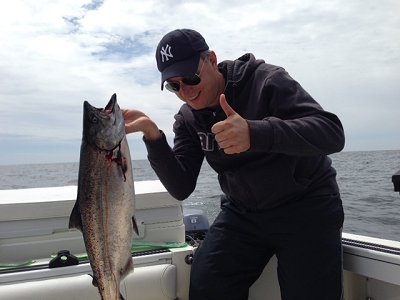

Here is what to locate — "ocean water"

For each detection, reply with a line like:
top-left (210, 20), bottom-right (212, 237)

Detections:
top-left (0, 150), bottom-right (399, 242)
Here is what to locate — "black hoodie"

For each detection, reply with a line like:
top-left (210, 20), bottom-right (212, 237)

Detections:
top-left (145, 53), bottom-right (345, 211)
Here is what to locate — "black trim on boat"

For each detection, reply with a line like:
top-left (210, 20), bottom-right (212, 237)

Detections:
top-left (393, 169), bottom-right (400, 194)
top-left (343, 237), bottom-right (400, 256)
top-left (131, 248), bottom-right (170, 257)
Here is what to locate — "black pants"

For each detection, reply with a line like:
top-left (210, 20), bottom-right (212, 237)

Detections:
top-left (189, 194), bottom-right (344, 300)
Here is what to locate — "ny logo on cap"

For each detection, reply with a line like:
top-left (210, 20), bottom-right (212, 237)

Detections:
top-left (160, 44), bottom-right (173, 62)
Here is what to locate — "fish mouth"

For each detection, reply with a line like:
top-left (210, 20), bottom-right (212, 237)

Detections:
top-left (103, 93), bottom-right (117, 114)
top-left (84, 93), bottom-right (117, 117)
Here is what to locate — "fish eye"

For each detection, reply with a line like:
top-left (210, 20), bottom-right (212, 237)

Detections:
top-left (91, 116), bottom-right (98, 123)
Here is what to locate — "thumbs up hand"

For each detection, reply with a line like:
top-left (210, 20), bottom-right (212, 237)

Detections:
top-left (211, 94), bottom-right (250, 154)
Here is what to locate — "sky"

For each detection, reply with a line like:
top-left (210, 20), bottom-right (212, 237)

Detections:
top-left (0, 0), bottom-right (399, 165)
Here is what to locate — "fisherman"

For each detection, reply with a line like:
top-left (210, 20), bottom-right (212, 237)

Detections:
top-left (123, 29), bottom-right (345, 300)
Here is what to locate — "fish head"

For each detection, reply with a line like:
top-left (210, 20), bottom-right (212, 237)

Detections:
top-left (82, 93), bottom-right (125, 150)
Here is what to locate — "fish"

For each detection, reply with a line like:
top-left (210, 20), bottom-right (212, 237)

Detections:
top-left (69, 93), bottom-right (138, 300)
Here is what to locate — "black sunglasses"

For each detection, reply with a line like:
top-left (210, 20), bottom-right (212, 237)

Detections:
top-left (164, 56), bottom-right (207, 93)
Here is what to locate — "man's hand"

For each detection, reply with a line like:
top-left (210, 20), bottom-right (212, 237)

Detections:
top-left (211, 94), bottom-right (250, 154)
top-left (122, 109), bottom-right (161, 141)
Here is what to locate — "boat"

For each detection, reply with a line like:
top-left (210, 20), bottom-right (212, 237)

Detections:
top-left (1, 178), bottom-right (400, 300)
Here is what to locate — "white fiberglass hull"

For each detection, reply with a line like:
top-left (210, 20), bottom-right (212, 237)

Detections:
top-left (1, 182), bottom-right (399, 300)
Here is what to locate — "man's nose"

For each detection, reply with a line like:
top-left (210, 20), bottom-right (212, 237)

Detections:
top-left (179, 84), bottom-right (196, 97)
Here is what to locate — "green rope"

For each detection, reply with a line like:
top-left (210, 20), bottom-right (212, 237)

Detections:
top-left (132, 241), bottom-right (188, 253)
top-left (0, 260), bottom-right (35, 270)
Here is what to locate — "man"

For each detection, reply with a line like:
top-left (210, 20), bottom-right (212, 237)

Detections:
top-left (123, 29), bottom-right (345, 300)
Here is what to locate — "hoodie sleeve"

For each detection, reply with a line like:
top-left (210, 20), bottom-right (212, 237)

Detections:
top-left (144, 111), bottom-right (204, 200)
top-left (246, 69), bottom-right (345, 156)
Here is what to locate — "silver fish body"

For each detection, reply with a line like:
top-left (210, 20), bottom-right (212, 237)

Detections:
top-left (69, 93), bottom-right (138, 300)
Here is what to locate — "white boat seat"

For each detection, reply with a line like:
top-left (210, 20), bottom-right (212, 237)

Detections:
top-left (0, 264), bottom-right (177, 300)
top-left (125, 263), bottom-right (177, 299)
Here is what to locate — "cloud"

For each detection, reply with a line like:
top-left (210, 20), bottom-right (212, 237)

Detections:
top-left (0, 0), bottom-right (399, 165)
top-left (82, 0), bottom-right (104, 11)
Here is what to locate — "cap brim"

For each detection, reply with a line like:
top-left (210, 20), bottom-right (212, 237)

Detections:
top-left (160, 53), bottom-right (200, 90)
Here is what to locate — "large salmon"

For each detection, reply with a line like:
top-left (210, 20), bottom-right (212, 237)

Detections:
top-left (69, 93), bottom-right (138, 300)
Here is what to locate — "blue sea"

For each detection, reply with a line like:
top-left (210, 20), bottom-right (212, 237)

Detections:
top-left (0, 150), bottom-right (399, 242)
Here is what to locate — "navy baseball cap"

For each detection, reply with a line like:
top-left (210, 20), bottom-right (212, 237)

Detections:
top-left (156, 29), bottom-right (209, 90)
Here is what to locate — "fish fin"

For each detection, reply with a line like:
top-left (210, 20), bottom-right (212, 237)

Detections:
top-left (87, 274), bottom-right (98, 287)
top-left (120, 258), bottom-right (133, 280)
top-left (116, 146), bottom-right (128, 181)
top-left (132, 216), bottom-right (139, 236)
top-left (69, 201), bottom-right (83, 231)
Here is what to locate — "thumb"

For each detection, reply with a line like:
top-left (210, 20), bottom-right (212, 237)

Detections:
top-left (219, 94), bottom-right (236, 117)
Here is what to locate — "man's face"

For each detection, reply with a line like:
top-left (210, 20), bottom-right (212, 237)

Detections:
top-left (166, 53), bottom-right (221, 110)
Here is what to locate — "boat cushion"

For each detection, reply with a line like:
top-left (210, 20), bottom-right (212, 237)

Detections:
top-left (0, 264), bottom-right (177, 300)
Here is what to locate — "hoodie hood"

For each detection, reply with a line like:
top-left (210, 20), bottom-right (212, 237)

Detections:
top-left (218, 53), bottom-right (266, 98)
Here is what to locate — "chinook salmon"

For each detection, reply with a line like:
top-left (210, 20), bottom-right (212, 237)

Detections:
top-left (69, 93), bottom-right (138, 300)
